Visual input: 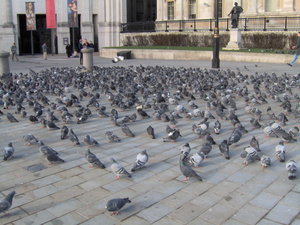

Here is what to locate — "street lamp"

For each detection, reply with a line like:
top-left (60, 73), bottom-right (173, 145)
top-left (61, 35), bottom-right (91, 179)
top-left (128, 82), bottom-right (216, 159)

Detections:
top-left (212, 0), bottom-right (220, 68)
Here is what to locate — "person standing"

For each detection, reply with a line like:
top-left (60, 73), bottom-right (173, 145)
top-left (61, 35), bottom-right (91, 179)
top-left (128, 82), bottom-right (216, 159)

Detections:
top-left (288, 32), bottom-right (300, 67)
top-left (78, 39), bottom-right (83, 65)
top-left (11, 43), bottom-right (19, 61)
top-left (42, 42), bottom-right (48, 60)
top-left (66, 44), bottom-right (72, 58)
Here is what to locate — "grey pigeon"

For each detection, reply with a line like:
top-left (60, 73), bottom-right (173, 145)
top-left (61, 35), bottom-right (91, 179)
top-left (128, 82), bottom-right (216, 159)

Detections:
top-left (263, 125), bottom-right (278, 138)
top-left (250, 136), bottom-right (260, 152)
top-left (69, 129), bottom-right (80, 145)
top-left (84, 135), bottom-right (99, 146)
top-left (289, 126), bottom-right (299, 138)
top-left (250, 118), bottom-right (262, 129)
top-left (146, 125), bottom-right (155, 139)
top-left (131, 150), bottom-right (149, 172)
top-left (271, 123), bottom-right (297, 143)
top-left (23, 134), bottom-right (39, 145)
top-left (163, 129), bottom-right (181, 142)
top-left (228, 127), bottom-right (243, 146)
top-left (179, 154), bottom-right (202, 181)
top-left (275, 141), bottom-right (286, 162)
top-left (39, 141), bottom-right (59, 156)
top-left (46, 120), bottom-right (60, 130)
top-left (180, 143), bottom-right (191, 158)
top-left (105, 131), bottom-right (121, 143)
top-left (0, 191), bottom-right (16, 214)
top-left (286, 160), bottom-right (297, 180)
top-left (85, 149), bottom-right (105, 168)
top-left (192, 123), bottom-right (209, 138)
top-left (6, 113), bottom-right (18, 122)
top-left (105, 198), bottom-right (131, 215)
top-left (219, 140), bottom-right (230, 160)
top-left (189, 152), bottom-right (205, 167)
top-left (260, 155), bottom-right (271, 168)
top-left (3, 143), bottom-right (14, 161)
top-left (205, 133), bottom-right (217, 145)
top-left (242, 146), bottom-right (260, 165)
top-left (60, 126), bottom-right (69, 140)
top-left (45, 152), bottom-right (65, 164)
top-left (121, 124), bottom-right (135, 137)
top-left (111, 158), bottom-right (131, 179)
top-left (29, 115), bottom-right (39, 123)
top-left (137, 108), bottom-right (150, 119)
top-left (199, 142), bottom-right (212, 158)
top-left (214, 120), bottom-right (221, 134)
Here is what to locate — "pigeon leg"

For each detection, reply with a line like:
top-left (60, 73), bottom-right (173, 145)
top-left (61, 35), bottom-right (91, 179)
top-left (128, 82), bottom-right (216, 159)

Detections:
top-left (115, 175), bottom-right (120, 180)
top-left (183, 177), bottom-right (190, 182)
top-left (88, 164), bottom-right (93, 168)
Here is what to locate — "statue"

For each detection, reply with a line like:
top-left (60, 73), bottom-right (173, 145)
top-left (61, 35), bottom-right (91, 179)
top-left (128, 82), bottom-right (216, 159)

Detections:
top-left (228, 2), bottom-right (243, 28)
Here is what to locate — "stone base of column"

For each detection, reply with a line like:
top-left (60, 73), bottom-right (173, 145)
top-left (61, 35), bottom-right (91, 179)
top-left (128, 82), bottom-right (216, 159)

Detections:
top-left (223, 28), bottom-right (244, 50)
top-left (81, 48), bottom-right (94, 72)
top-left (0, 51), bottom-right (10, 77)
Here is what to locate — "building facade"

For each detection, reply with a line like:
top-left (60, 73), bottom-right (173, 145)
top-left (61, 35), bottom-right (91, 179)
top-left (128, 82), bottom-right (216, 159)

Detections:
top-left (0, 0), bottom-right (299, 55)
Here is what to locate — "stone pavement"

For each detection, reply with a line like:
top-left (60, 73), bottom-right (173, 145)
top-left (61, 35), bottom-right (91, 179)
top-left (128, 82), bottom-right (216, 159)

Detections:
top-left (0, 54), bottom-right (299, 225)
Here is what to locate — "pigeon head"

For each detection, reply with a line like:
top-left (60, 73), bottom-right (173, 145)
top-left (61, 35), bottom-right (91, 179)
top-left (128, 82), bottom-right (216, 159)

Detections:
top-left (8, 142), bottom-right (13, 147)
top-left (5, 191), bottom-right (16, 204)
top-left (124, 197), bottom-right (131, 203)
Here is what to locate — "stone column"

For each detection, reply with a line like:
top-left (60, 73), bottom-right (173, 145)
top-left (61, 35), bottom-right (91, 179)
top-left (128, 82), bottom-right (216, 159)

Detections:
top-left (4, 0), bottom-right (13, 27)
top-left (81, 0), bottom-right (93, 42)
top-left (224, 29), bottom-right (243, 50)
top-left (247, 0), bottom-right (258, 14)
top-left (0, 51), bottom-right (10, 76)
top-left (82, 48), bottom-right (94, 72)
top-left (56, 0), bottom-right (70, 54)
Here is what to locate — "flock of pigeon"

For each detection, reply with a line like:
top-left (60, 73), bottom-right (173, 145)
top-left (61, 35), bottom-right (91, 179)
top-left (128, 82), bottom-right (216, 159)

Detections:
top-left (0, 65), bottom-right (299, 215)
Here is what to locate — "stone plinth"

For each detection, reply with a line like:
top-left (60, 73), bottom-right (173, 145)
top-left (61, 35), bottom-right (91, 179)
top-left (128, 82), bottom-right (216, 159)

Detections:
top-left (81, 48), bottom-right (94, 72)
top-left (224, 28), bottom-right (243, 50)
top-left (0, 51), bottom-right (10, 76)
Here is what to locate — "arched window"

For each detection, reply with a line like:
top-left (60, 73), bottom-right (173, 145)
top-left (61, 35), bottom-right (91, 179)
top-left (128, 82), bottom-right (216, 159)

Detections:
top-left (189, 0), bottom-right (197, 19)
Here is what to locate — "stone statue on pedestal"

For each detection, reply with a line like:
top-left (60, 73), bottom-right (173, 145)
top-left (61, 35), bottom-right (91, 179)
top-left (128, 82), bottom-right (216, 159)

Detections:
top-left (228, 2), bottom-right (243, 28)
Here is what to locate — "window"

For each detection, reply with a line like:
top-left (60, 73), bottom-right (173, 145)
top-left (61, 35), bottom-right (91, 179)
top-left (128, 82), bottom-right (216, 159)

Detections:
top-left (189, 0), bottom-right (196, 19)
top-left (167, 2), bottom-right (174, 20)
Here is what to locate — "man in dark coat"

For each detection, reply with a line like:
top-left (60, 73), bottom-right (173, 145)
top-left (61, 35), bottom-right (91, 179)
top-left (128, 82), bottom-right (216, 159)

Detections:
top-left (288, 32), bottom-right (300, 67)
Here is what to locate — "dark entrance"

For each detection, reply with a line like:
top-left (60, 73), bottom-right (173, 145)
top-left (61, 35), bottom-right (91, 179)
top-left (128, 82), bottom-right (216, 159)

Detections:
top-left (18, 14), bottom-right (57, 55)
top-left (69, 15), bottom-right (81, 53)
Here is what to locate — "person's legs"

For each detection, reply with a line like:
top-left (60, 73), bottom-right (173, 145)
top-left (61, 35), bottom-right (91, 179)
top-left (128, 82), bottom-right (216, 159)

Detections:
top-left (290, 54), bottom-right (299, 65)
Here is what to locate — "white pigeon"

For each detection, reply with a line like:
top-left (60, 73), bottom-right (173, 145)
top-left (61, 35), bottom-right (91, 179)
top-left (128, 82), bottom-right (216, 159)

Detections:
top-left (189, 152), bottom-right (205, 167)
top-left (286, 160), bottom-right (297, 180)
top-left (131, 150), bottom-right (149, 172)
top-left (275, 141), bottom-right (286, 162)
top-left (3, 143), bottom-right (14, 161)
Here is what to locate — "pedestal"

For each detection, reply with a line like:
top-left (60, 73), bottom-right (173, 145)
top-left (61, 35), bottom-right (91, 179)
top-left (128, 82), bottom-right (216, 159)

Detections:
top-left (224, 28), bottom-right (243, 50)
top-left (81, 48), bottom-right (94, 72)
top-left (0, 51), bottom-right (10, 76)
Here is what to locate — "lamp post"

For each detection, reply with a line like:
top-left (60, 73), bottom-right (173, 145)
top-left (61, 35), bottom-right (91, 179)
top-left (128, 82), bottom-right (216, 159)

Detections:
top-left (212, 0), bottom-right (220, 68)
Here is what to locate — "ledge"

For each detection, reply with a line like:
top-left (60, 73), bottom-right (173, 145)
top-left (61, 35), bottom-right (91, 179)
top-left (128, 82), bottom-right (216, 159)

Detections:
top-left (99, 48), bottom-right (292, 64)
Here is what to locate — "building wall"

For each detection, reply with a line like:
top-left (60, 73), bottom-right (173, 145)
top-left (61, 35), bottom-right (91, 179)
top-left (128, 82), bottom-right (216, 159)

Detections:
top-left (0, 0), bottom-right (127, 54)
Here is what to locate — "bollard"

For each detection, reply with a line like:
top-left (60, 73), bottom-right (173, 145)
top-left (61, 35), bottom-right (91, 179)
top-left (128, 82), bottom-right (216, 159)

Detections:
top-left (0, 51), bottom-right (10, 77)
top-left (81, 48), bottom-right (94, 72)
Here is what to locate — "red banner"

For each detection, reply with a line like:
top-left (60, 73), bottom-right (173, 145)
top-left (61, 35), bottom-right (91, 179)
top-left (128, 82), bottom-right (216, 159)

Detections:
top-left (46, 0), bottom-right (56, 28)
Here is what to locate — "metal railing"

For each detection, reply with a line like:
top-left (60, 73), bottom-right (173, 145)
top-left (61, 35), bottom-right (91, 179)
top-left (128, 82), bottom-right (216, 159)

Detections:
top-left (121, 16), bottom-right (300, 33)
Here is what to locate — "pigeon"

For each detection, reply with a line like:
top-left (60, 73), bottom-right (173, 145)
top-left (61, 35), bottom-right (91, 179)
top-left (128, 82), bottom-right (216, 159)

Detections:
top-left (137, 108), bottom-right (150, 119)
top-left (214, 120), bottom-right (221, 134)
top-left (205, 133), bottom-right (217, 145)
top-left (3, 143), bottom-right (14, 161)
top-left (250, 136), bottom-right (260, 152)
top-left (286, 160), bottom-right (297, 180)
top-left (180, 143), bottom-right (191, 158)
top-left (192, 124), bottom-right (208, 138)
top-left (85, 149), bottom-right (105, 168)
top-left (163, 129), bottom-right (182, 142)
top-left (46, 120), bottom-right (60, 130)
top-left (250, 118), bottom-right (262, 129)
top-left (39, 141), bottom-right (59, 156)
top-left (105, 131), bottom-right (121, 143)
top-left (29, 115), bottom-right (39, 123)
top-left (289, 126), bottom-right (299, 138)
top-left (179, 154), bottom-right (202, 181)
top-left (69, 129), bottom-right (80, 145)
top-left (45, 152), bottom-right (65, 164)
top-left (0, 191), bottom-right (16, 214)
top-left (60, 126), bottom-right (69, 140)
top-left (84, 135), bottom-right (99, 146)
top-left (241, 146), bottom-right (260, 165)
top-left (146, 125), bottom-right (155, 139)
top-left (260, 155), bottom-right (271, 168)
top-left (189, 152), bottom-right (205, 167)
top-left (23, 134), bottom-right (39, 145)
top-left (199, 142), bottom-right (212, 158)
top-left (219, 140), bottom-right (230, 160)
top-left (275, 141), bottom-right (286, 162)
top-left (228, 127), bottom-right (243, 146)
top-left (111, 158), bottom-right (131, 179)
top-left (131, 150), bottom-right (149, 172)
top-left (121, 124), bottom-right (135, 137)
top-left (105, 198), bottom-right (131, 215)
top-left (6, 113), bottom-right (18, 122)
top-left (263, 125), bottom-right (278, 138)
